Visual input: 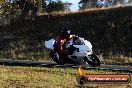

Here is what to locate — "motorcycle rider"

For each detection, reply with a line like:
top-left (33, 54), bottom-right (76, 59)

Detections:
top-left (54, 27), bottom-right (77, 64)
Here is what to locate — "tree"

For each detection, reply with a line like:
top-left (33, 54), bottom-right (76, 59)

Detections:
top-left (46, 0), bottom-right (71, 13)
top-left (0, 0), bottom-right (5, 3)
top-left (111, 0), bottom-right (132, 6)
top-left (63, 2), bottom-right (72, 11)
top-left (42, 0), bottom-right (47, 10)
top-left (79, 0), bottom-right (97, 10)
top-left (0, 0), bottom-right (71, 26)
top-left (0, 0), bottom-right (40, 26)
top-left (0, 1), bottom-right (21, 25)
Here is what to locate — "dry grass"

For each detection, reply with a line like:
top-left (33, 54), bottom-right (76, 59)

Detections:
top-left (0, 65), bottom-right (131, 88)
top-left (98, 54), bottom-right (132, 65)
top-left (38, 5), bottom-right (130, 16)
top-left (0, 65), bottom-right (75, 88)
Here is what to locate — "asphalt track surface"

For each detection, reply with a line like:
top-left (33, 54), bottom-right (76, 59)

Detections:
top-left (0, 59), bottom-right (132, 73)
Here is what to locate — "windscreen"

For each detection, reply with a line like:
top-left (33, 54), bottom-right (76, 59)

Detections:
top-left (73, 38), bottom-right (84, 45)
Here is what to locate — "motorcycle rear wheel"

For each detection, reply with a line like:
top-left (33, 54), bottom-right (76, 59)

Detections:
top-left (49, 50), bottom-right (59, 64)
top-left (49, 51), bottom-right (66, 65)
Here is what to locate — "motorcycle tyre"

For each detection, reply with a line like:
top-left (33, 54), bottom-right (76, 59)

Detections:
top-left (49, 51), bottom-right (66, 65)
top-left (84, 54), bottom-right (100, 66)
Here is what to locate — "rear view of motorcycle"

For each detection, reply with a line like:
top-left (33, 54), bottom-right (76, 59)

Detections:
top-left (45, 37), bottom-right (100, 66)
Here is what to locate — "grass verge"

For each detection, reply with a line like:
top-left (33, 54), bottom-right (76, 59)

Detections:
top-left (0, 65), bottom-right (131, 88)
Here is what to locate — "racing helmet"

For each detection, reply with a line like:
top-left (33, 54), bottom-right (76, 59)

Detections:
top-left (61, 27), bottom-right (71, 38)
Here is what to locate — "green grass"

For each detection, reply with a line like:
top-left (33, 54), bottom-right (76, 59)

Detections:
top-left (0, 65), bottom-right (131, 88)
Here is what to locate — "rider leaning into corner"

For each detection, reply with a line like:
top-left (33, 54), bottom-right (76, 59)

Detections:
top-left (54, 27), bottom-right (77, 64)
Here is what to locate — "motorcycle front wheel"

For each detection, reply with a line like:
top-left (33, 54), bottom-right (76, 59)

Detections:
top-left (83, 54), bottom-right (100, 66)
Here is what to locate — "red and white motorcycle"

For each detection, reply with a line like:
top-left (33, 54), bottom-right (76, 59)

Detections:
top-left (45, 37), bottom-right (100, 66)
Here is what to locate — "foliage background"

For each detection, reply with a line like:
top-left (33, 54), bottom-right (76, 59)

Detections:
top-left (0, 1), bottom-right (132, 64)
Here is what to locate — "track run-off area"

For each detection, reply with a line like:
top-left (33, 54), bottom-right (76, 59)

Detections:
top-left (0, 59), bottom-right (132, 73)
